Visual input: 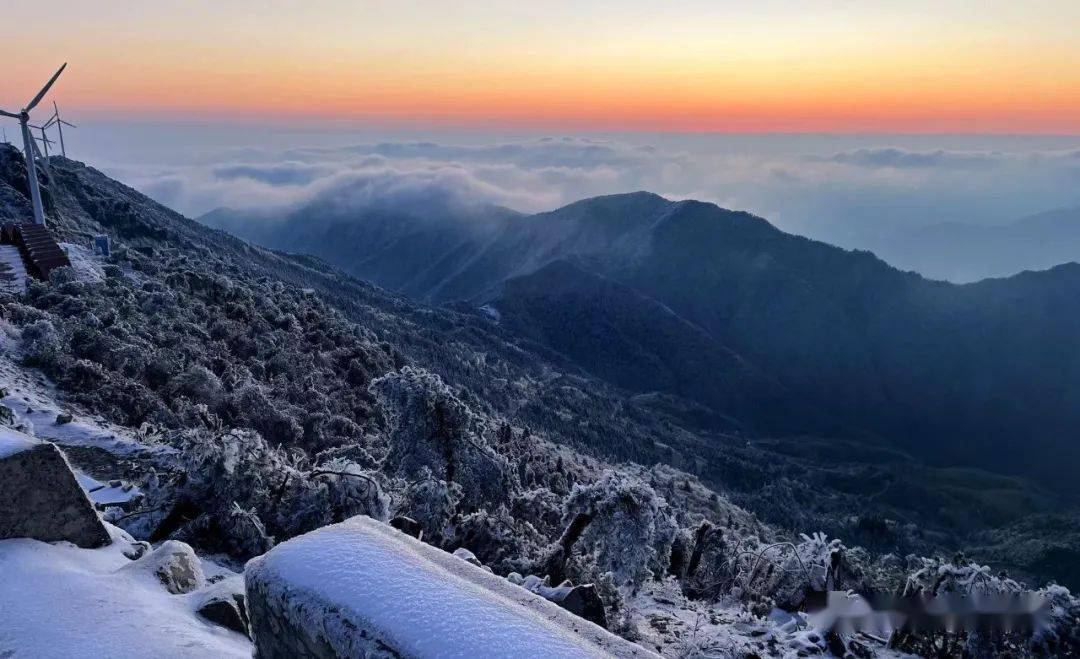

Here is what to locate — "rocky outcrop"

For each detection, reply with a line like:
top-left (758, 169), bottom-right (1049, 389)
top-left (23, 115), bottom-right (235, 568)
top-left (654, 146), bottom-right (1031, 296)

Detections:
top-left (0, 432), bottom-right (110, 548)
top-left (245, 515), bottom-right (659, 659)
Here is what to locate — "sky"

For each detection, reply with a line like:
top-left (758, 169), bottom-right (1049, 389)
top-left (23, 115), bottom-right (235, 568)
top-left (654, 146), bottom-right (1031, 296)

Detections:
top-left (1, 1), bottom-right (1078, 282)
top-left (3, 0), bottom-right (1079, 133)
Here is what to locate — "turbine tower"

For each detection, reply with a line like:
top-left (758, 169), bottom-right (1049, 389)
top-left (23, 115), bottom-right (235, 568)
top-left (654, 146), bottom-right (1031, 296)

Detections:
top-left (0, 63), bottom-right (67, 226)
top-left (27, 127), bottom-right (56, 179)
top-left (30, 124), bottom-right (54, 157)
top-left (43, 102), bottom-right (76, 158)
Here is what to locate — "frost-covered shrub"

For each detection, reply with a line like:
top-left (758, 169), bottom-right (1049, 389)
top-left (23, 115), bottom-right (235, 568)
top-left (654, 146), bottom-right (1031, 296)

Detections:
top-left (511, 487), bottom-right (564, 536)
top-left (19, 319), bottom-right (62, 366)
top-left (558, 470), bottom-right (677, 592)
top-left (453, 506), bottom-right (528, 570)
top-left (3, 246), bottom-right (392, 458)
top-left (392, 468), bottom-right (462, 544)
top-left (170, 365), bottom-right (224, 404)
top-left (729, 532), bottom-right (843, 611)
top-left (890, 556), bottom-right (1080, 657)
top-left (279, 458), bottom-right (389, 537)
top-left (129, 428), bottom-right (389, 559)
top-left (373, 367), bottom-right (513, 510)
top-left (48, 266), bottom-right (77, 285)
top-left (223, 383), bottom-right (302, 445)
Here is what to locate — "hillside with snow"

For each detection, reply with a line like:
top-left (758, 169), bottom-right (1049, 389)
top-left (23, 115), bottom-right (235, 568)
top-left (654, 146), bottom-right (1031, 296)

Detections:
top-left (0, 145), bottom-right (1078, 656)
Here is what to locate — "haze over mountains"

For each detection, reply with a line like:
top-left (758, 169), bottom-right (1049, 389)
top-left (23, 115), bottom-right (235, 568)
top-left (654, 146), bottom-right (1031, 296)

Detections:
top-left (204, 191), bottom-right (1080, 491)
top-left (873, 207), bottom-right (1080, 282)
top-left (72, 130), bottom-right (1078, 278)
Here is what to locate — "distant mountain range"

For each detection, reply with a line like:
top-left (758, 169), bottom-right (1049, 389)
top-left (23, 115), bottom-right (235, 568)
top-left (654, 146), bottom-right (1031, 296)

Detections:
top-left (873, 207), bottom-right (1080, 282)
top-left (202, 192), bottom-right (1080, 490)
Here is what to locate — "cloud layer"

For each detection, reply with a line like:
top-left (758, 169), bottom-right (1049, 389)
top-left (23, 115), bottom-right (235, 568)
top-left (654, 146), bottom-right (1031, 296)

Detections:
top-left (98, 134), bottom-right (1080, 255)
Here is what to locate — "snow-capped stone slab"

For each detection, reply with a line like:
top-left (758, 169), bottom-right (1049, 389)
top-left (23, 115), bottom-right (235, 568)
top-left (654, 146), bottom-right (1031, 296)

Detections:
top-left (245, 515), bottom-right (659, 659)
top-left (0, 431), bottom-right (111, 548)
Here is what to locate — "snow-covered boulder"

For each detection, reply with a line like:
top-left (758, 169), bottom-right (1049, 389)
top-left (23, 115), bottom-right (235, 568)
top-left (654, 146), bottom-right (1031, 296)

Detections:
top-left (527, 582), bottom-right (608, 630)
top-left (196, 575), bottom-right (251, 637)
top-left (245, 515), bottom-right (659, 659)
top-left (0, 428), bottom-right (110, 548)
top-left (119, 539), bottom-right (206, 594)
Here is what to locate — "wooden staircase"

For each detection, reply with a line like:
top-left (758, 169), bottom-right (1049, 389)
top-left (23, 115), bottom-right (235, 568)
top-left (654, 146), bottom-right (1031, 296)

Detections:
top-left (0, 222), bottom-right (71, 281)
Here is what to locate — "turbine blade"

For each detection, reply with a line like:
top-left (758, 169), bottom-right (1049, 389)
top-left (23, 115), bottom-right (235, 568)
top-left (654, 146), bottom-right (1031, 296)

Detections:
top-left (42, 118), bottom-right (58, 129)
top-left (26, 63), bottom-right (67, 111)
top-left (60, 120), bottom-right (76, 128)
top-left (0, 109), bottom-right (18, 118)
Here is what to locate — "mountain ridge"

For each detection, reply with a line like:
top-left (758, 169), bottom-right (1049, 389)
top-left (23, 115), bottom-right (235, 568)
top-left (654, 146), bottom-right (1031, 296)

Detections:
top-left (204, 184), bottom-right (1080, 490)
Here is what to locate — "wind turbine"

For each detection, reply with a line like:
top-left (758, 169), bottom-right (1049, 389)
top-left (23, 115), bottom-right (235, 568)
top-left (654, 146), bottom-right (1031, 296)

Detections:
top-left (0, 63), bottom-right (67, 226)
top-left (26, 126), bottom-right (56, 180)
top-left (30, 124), bottom-right (54, 158)
top-left (43, 102), bottom-right (76, 158)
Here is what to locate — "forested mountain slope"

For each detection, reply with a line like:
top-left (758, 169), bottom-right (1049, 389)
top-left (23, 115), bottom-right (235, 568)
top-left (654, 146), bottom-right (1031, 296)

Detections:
top-left (206, 189), bottom-right (1080, 489)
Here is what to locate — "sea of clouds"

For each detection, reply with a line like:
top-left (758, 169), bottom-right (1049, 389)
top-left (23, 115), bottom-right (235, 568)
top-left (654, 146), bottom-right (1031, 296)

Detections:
top-left (77, 128), bottom-right (1080, 257)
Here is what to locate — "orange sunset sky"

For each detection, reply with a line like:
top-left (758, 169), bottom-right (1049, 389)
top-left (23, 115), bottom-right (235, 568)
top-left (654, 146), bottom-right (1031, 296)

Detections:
top-left (4, 0), bottom-right (1079, 133)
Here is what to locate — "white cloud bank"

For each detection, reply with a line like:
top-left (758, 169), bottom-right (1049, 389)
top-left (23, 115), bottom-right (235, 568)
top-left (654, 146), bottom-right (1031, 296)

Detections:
top-left (95, 133), bottom-right (1080, 252)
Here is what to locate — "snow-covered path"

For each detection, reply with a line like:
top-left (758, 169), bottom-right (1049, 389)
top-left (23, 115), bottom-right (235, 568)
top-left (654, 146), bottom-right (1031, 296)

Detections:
top-left (0, 348), bottom-right (167, 458)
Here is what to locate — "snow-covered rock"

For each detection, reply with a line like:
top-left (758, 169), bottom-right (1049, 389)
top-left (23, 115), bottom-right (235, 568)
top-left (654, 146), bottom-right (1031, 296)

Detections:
top-left (526, 582), bottom-right (608, 629)
top-left (0, 427), bottom-right (110, 548)
top-left (195, 575), bottom-right (250, 637)
top-left (120, 540), bottom-right (206, 595)
top-left (452, 546), bottom-right (481, 566)
top-left (245, 515), bottom-right (659, 658)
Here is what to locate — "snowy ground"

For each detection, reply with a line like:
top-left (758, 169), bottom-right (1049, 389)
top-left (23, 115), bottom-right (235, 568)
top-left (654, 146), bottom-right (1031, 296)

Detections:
top-left (0, 524), bottom-right (250, 659)
top-left (0, 344), bottom-right (166, 459)
top-left (627, 580), bottom-right (823, 657)
top-left (0, 344), bottom-right (160, 516)
top-left (59, 242), bottom-right (106, 283)
top-left (0, 424), bottom-right (38, 459)
top-left (624, 580), bottom-right (906, 658)
top-left (0, 341), bottom-right (251, 658)
top-left (74, 470), bottom-right (143, 506)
